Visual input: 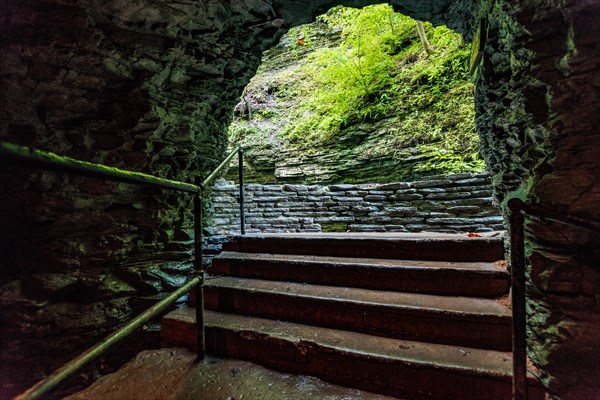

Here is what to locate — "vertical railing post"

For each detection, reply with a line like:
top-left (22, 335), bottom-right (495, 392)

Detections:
top-left (193, 191), bottom-right (205, 360)
top-left (238, 147), bottom-right (245, 235)
top-left (508, 198), bottom-right (527, 400)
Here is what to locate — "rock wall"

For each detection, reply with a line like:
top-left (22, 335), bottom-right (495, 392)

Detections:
top-left (228, 122), bottom-right (465, 185)
top-left (0, 0), bottom-right (284, 396)
top-left (210, 174), bottom-right (502, 234)
top-left (474, 1), bottom-right (600, 398)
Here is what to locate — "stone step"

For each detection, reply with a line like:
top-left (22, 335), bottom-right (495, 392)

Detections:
top-left (209, 251), bottom-right (510, 298)
top-left (222, 232), bottom-right (505, 262)
top-left (199, 276), bottom-right (512, 351)
top-left (162, 308), bottom-right (545, 400)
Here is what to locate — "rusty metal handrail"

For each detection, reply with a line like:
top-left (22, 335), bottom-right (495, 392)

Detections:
top-left (202, 144), bottom-right (240, 187)
top-left (507, 198), bottom-right (600, 400)
top-left (15, 277), bottom-right (201, 400)
top-left (508, 199), bottom-right (527, 400)
top-left (0, 141), bottom-right (199, 193)
top-left (201, 144), bottom-right (245, 234)
top-left (3, 140), bottom-right (246, 400)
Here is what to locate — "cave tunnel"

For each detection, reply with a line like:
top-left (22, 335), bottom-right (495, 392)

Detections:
top-left (0, 1), bottom-right (599, 399)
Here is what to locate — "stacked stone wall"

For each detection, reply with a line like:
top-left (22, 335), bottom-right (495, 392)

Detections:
top-left (210, 173), bottom-right (502, 234)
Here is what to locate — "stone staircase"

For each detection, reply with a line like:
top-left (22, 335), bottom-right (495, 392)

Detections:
top-left (162, 232), bottom-right (544, 400)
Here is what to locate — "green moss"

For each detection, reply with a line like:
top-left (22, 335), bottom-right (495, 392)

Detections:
top-left (0, 141), bottom-right (198, 192)
top-left (228, 5), bottom-right (483, 182)
top-left (557, 22), bottom-right (577, 76)
top-left (321, 222), bottom-right (348, 232)
top-left (104, 56), bottom-right (134, 78)
top-left (101, 274), bottom-right (136, 295)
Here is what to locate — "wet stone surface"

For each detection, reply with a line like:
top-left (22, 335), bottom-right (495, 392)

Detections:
top-left (210, 174), bottom-right (501, 234)
top-left (66, 347), bottom-right (395, 400)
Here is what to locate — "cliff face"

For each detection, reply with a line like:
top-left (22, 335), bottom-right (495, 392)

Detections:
top-left (226, 8), bottom-right (484, 184)
top-left (1, 0), bottom-right (599, 398)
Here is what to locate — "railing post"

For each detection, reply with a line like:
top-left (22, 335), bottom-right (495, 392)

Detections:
top-left (508, 198), bottom-right (527, 400)
top-left (193, 191), bottom-right (205, 360)
top-left (238, 147), bottom-right (245, 235)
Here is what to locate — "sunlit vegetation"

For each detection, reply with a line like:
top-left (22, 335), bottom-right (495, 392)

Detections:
top-left (229, 4), bottom-right (484, 175)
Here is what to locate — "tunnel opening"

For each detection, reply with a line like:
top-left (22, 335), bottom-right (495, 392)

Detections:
top-left (225, 4), bottom-right (484, 186)
top-left (1, 1), bottom-right (599, 399)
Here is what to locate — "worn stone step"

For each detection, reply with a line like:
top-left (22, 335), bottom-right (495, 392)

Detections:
top-left (210, 251), bottom-right (510, 298)
top-left (222, 232), bottom-right (505, 262)
top-left (162, 308), bottom-right (545, 400)
top-left (199, 276), bottom-right (512, 351)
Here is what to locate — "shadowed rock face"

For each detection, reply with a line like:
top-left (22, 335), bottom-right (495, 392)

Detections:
top-left (0, 0), bottom-right (598, 399)
top-left (1, 1), bottom-right (282, 396)
top-left (473, 2), bottom-right (600, 398)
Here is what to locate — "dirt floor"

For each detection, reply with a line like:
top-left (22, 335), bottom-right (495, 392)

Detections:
top-left (66, 347), bottom-right (396, 400)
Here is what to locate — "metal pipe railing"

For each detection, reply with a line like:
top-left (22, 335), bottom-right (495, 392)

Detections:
top-left (201, 144), bottom-right (241, 188)
top-left (508, 198), bottom-right (527, 400)
top-left (15, 277), bottom-right (201, 400)
top-left (0, 141), bottom-right (198, 193)
top-left (193, 193), bottom-right (206, 361)
top-left (520, 201), bottom-right (600, 232)
top-left (3, 140), bottom-right (247, 399)
top-left (507, 198), bottom-right (600, 400)
top-left (238, 147), bottom-right (246, 234)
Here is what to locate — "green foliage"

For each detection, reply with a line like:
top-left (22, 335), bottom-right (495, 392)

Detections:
top-left (229, 5), bottom-right (483, 175)
top-left (228, 123), bottom-right (260, 145)
top-left (321, 222), bottom-right (349, 232)
top-left (289, 26), bottom-right (315, 52)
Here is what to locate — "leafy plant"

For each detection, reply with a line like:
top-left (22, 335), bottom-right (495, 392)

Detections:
top-left (228, 5), bottom-right (483, 175)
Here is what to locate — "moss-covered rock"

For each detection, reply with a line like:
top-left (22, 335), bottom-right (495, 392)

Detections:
top-left (226, 6), bottom-right (484, 184)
